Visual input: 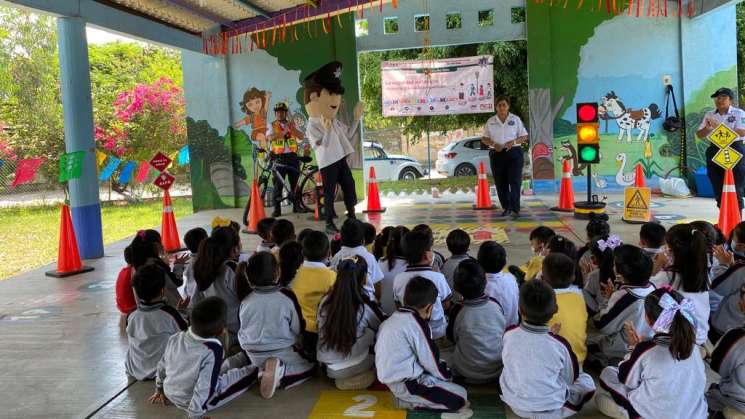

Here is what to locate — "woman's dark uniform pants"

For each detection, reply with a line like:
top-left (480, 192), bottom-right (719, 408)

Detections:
top-left (489, 147), bottom-right (523, 213)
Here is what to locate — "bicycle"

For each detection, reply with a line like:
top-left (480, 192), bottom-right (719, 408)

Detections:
top-left (242, 149), bottom-right (339, 226)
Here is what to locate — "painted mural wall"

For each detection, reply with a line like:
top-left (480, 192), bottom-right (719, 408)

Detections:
top-left (527, 2), bottom-right (738, 192)
top-left (183, 13), bottom-right (361, 211)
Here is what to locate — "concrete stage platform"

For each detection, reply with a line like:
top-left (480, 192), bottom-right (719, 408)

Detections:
top-left (0, 193), bottom-right (720, 418)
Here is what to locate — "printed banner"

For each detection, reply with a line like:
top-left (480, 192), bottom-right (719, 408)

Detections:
top-left (59, 151), bottom-right (85, 182)
top-left (119, 161), bottom-right (137, 184)
top-left (381, 55), bottom-right (494, 117)
top-left (11, 157), bottom-right (43, 187)
top-left (149, 152), bottom-right (172, 172)
top-left (135, 161), bottom-right (151, 183)
top-left (99, 156), bottom-right (120, 181)
top-left (178, 145), bottom-right (190, 165)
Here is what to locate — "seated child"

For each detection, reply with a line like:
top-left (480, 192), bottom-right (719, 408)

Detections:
top-left (546, 235), bottom-right (583, 287)
top-left (363, 222), bottom-right (376, 254)
top-left (126, 262), bottom-right (188, 381)
top-left (191, 227), bottom-right (242, 350)
top-left (236, 252), bottom-right (315, 399)
top-left (117, 230), bottom-right (161, 315)
top-left (544, 253), bottom-right (588, 364)
top-left (651, 224), bottom-right (710, 346)
top-left (271, 219), bottom-right (296, 259)
top-left (582, 235), bottom-right (619, 316)
top-left (378, 225), bottom-right (410, 315)
top-left (373, 226), bottom-right (395, 261)
top-left (712, 222), bottom-right (745, 340)
top-left (297, 228), bottom-right (313, 248)
top-left (597, 288), bottom-right (707, 419)
top-left (592, 245), bottom-right (656, 363)
top-left (446, 259), bottom-right (505, 383)
top-left (412, 224), bottom-right (445, 272)
top-left (376, 277), bottom-right (469, 413)
top-left (441, 229), bottom-right (473, 289)
top-left (330, 219), bottom-right (384, 301)
top-left (708, 321), bottom-right (745, 418)
top-left (393, 230), bottom-right (453, 340)
top-left (478, 241), bottom-right (519, 327)
top-left (290, 231), bottom-right (336, 359)
top-left (279, 241), bottom-right (303, 288)
top-left (639, 222), bottom-right (666, 260)
top-left (500, 280), bottom-right (595, 418)
top-left (256, 217), bottom-right (277, 253)
top-left (317, 256), bottom-right (385, 390)
top-left (180, 227), bottom-right (207, 302)
top-left (513, 226), bottom-right (555, 283)
top-left (690, 220), bottom-right (727, 280)
top-left (150, 297), bottom-right (258, 417)
top-left (578, 214), bottom-right (610, 281)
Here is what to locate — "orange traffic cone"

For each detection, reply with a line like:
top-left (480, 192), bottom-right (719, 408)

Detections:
top-left (363, 166), bottom-right (386, 213)
top-left (244, 180), bottom-right (267, 234)
top-left (551, 159), bottom-right (575, 212)
top-left (634, 163), bottom-right (645, 188)
top-left (718, 169), bottom-right (741, 239)
top-left (161, 189), bottom-right (182, 252)
top-left (45, 204), bottom-right (94, 277)
top-left (311, 171), bottom-right (322, 221)
top-left (473, 161), bottom-right (496, 210)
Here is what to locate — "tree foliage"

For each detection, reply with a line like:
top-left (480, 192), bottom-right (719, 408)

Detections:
top-left (359, 41), bottom-right (528, 144)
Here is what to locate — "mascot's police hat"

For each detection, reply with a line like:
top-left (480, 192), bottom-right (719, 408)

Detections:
top-left (303, 61), bottom-right (345, 95)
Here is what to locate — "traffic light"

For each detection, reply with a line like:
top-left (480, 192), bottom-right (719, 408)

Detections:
top-left (576, 102), bottom-right (600, 164)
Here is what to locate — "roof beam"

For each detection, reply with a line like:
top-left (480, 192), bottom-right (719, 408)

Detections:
top-left (233, 0), bottom-right (270, 18)
top-left (163, 0), bottom-right (236, 27)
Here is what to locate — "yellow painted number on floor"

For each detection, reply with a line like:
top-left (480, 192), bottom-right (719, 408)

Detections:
top-left (309, 391), bottom-right (406, 419)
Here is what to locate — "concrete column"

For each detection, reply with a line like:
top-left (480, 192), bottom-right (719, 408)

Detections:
top-left (57, 17), bottom-right (104, 259)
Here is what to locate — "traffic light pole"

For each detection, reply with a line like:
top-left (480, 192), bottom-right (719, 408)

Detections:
top-left (587, 164), bottom-right (592, 203)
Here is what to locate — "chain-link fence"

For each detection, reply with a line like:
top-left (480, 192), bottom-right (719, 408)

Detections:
top-left (0, 158), bottom-right (192, 207)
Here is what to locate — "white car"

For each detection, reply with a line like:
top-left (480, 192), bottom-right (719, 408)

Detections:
top-left (363, 141), bottom-right (425, 181)
top-left (435, 137), bottom-right (492, 177)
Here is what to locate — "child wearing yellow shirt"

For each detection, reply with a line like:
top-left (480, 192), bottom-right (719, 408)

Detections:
top-left (514, 226), bottom-right (555, 282)
top-left (290, 230), bottom-right (336, 360)
top-left (543, 253), bottom-right (587, 364)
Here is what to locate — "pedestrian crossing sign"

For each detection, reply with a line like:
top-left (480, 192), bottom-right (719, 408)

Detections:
top-left (623, 187), bottom-right (651, 223)
top-left (713, 147), bottom-right (743, 170)
top-left (708, 124), bottom-right (738, 149)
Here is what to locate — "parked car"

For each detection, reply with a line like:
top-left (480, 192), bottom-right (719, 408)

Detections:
top-left (435, 137), bottom-right (492, 177)
top-left (363, 141), bottom-right (425, 181)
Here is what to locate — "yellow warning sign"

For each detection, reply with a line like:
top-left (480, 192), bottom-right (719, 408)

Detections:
top-left (623, 187), bottom-right (651, 222)
top-left (708, 124), bottom-right (739, 149)
top-left (308, 391), bottom-right (405, 419)
top-left (713, 147), bottom-right (743, 170)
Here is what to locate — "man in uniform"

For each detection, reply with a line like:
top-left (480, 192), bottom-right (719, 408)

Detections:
top-left (304, 61), bottom-right (364, 234)
top-left (696, 87), bottom-right (745, 211)
top-left (269, 102), bottom-right (309, 217)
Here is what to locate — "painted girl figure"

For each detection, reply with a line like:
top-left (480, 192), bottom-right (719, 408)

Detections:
top-left (235, 87), bottom-right (272, 147)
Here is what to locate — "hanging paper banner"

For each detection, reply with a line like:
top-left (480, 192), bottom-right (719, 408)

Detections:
top-left (149, 152), bottom-right (172, 172)
top-left (382, 55), bottom-right (495, 117)
top-left (11, 157), bottom-right (43, 187)
top-left (178, 145), bottom-right (190, 165)
top-left (99, 156), bottom-right (120, 181)
top-left (168, 150), bottom-right (179, 169)
top-left (153, 171), bottom-right (176, 190)
top-left (135, 161), bottom-right (151, 183)
top-left (96, 150), bottom-right (108, 167)
top-left (59, 151), bottom-right (86, 182)
top-left (119, 161), bottom-right (137, 184)
top-left (0, 159), bottom-right (3, 171)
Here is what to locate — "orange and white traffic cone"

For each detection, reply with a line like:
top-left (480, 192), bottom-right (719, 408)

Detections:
top-left (244, 180), bottom-right (267, 234)
top-left (363, 166), bottom-right (386, 213)
top-left (45, 204), bottom-right (94, 277)
top-left (634, 163), bottom-right (645, 188)
top-left (551, 159), bottom-right (575, 212)
top-left (473, 161), bottom-right (496, 210)
top-left (161, 190), bottom-right (182, 252)
top-left (718, 169), bottom-right (741, 239)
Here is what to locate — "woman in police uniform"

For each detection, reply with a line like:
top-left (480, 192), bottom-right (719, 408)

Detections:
top-left (696, 87), bottom-right (745, 211)
top-left (269, 102), bottom-right (309, 217)
top-left (481, 96), bottom-right (529, 218)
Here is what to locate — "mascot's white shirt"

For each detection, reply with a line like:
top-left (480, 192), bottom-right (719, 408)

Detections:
top-left (306, 117), bottom-right (358, 169)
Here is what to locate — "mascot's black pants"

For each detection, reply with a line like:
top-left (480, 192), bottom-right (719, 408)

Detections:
top-left (489, 147), bottom-right (523, 213)
top-left (707, 143), bottom-right (745, 211)
top-left (320, 157), bottom-right (357, 224)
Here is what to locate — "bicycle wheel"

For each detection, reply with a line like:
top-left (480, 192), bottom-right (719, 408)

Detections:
top-left (298, 169), bottom-right (320, 213)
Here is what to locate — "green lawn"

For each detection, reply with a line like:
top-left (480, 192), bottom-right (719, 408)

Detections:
top-left (377, 175), bottom-right (477, 194)
top-left (0, 197), bottom-right (194, 280)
